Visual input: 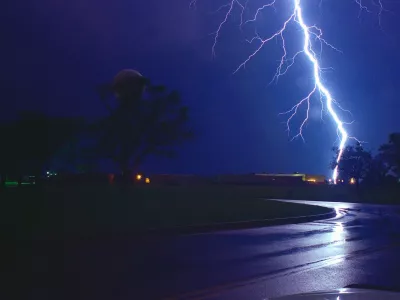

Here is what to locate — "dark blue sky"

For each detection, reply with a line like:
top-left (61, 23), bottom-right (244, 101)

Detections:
top-left (2, 0), bottom-right (400, 175)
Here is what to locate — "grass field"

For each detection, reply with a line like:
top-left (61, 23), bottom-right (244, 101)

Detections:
top-left (4, 183), bottom-right (400, 239)
top-left (3, 185), bottom-right (337, 238)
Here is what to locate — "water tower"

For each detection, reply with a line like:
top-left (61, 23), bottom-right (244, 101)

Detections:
top-left (112, 69), bottom-right (146, 101)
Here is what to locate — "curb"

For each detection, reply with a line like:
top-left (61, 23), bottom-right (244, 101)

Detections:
top-left (57, 201), bottom-right (337, 240)
top-left (143, 207), bottom-right (336, 236)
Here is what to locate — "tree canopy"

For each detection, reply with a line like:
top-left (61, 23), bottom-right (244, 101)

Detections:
top-left (331, 133), bottom-right (400, 186)
top-left (379, 133), bottom-right (400, 177)
top-left (331, 142), bottom-right (372, 184)
top-left (95, 78), bottom-right (193, 179)
top-left (0, 112), bottom-right (85, 176)
top-left (1, 74), bottom-right (193, 187)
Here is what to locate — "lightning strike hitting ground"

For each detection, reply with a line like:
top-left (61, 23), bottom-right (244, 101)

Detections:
top-left (191, 0), bottom-right (385, 183)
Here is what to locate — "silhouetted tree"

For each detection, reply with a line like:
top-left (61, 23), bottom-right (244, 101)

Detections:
top-left (331, 142), bottom-right (372, 186)
top-left (52, 127), bottom-right (98, 173)
top-left (379, 132), bottom-right (400, 178)
top-left (363, 153), bottom-right (391, 186)
top-left (0, 112), bottom-right (84, 185)
top-left (96, 75), bottom-right (193, 185)
top-left (0, 122), bottom-right (16, 185)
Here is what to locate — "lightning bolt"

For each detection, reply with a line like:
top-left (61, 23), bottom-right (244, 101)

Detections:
top-left (192, 0), bottom-right (385, 183)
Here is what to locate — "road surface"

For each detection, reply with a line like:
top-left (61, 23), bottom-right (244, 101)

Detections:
top-left (30, 200), bottom-right (400, 299)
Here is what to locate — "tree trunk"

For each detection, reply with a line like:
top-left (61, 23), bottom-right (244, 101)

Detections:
top-left (35, 172), bottom-right (43, 187)
top-left (121, 168), bottom-right (133, 187)
top-left (355, 178), bottom-right (362, 202)
top-left (0, 173), bottom-right (5, 188)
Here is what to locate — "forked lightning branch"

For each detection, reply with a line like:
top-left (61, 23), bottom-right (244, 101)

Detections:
top-left (190, 0), bottom-right (384, 183)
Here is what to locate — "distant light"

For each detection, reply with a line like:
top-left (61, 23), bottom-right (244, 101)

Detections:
top-left (136, 174), bottom-right (142, 180)
top-left (307, 178), bottom-right (316, 182)
top-left (350, 178), bottom-right (356, 184)
top-left (46, 171), bottom-right (50, 175)
top-left (145, 177), bottom-right (150, 184)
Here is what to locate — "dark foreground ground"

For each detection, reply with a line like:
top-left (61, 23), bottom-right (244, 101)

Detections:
top-left (9, 199), bottom-right (400, 299)
top-left (4, 183), bottom-right (400, 238)
top-left (5, 184), bottom-right (400, 299)
top-left (5, 185), bottom-right (332, 238)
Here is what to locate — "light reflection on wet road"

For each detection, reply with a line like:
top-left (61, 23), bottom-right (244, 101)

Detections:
top-left (64, 200), bottom-right (400, 299)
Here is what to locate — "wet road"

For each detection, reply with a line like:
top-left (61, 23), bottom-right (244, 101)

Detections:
top-left (61, 200), bottom-right (400, 299)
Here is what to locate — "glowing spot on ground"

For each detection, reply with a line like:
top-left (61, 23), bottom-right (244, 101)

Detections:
top-left (332, 222), bottom-right (346, 245)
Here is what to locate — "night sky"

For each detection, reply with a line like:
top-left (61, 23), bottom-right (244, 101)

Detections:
top-left (2, 0), bottom-right (400, 176)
